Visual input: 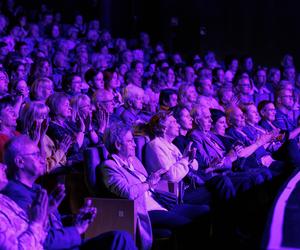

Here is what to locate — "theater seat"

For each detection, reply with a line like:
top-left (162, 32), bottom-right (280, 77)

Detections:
top-left (84, 197), bottom-right (137, 241)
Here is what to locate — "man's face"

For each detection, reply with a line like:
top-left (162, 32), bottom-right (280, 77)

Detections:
top-left (285, 68), bottom-right (296, 81)
top-left (132, 93), bottom-right (144, 111)
top-left (197, 108), bottom-right (212, 132)
top-left (201, 79), bottom-right (213, 96)
top-left (118, 131), bottom-right (136, 159)
top-left (238, 78), bottom-right (251, 95)
top-left (279, 90), bottom-right (294, 110)
top-left (185, 67), bottom-right (195, 83)
top-left (256, 70), bottom-right (266, 85)
top-left (19, 143), bottom-right (46, 178)
top-left (261, 103), bottom-right (276, 122)
top-left (230, 108), bottom-right (245, 128)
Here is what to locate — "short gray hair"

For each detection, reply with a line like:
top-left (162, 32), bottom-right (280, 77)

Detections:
top-left (103, 122), bottom-right (132, 154)
top-left (4, 135), bottom-right (34, 178)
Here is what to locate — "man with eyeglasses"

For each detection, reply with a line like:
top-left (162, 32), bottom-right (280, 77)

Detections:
top-left (1, 135), bottom-right (136, 250)
top-left (274, 88), bottom-right (300, 139)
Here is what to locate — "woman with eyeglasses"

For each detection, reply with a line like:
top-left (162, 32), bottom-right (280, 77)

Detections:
top-left (18, 101), bottom-right (72, 173)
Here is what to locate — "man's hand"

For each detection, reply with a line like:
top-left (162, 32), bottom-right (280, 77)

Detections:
top-left (30, 189), bottom-right (49, 225)
top-left (74, 199), bottom-right (97, 235)
top-left (48, 184), bottom-right (66, 213)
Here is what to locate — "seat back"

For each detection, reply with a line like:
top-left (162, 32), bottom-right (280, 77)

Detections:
top-left (84, 197), bottom-right (137, 241)
top-left (84, 147), bottom-right (101, 195)
top-left (134, 135), bottom-right (149, 164)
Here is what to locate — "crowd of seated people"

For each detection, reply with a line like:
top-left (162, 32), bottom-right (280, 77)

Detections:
top-left (0, 1), bottom-right (300, 249)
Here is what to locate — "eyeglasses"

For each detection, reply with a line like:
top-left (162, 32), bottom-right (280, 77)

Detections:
top-left (22, 151), bottom-right (42, 158)
top-left (281, 95), bottom-right (293, 99)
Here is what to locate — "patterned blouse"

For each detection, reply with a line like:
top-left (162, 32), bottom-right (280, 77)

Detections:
top-left (0, 194), bottom-right (47, 250)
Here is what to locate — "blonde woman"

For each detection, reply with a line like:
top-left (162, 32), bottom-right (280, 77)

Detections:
top-left (19, 101), bottom-right (72, 172)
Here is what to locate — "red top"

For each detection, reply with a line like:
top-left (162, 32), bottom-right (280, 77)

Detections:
top-left (0, 131), bottom-right (21, 162)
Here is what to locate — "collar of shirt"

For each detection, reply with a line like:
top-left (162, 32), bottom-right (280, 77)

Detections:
top-left (111, 154), bottom-right (134, 171)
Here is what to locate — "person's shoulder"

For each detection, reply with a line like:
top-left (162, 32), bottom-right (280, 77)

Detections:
top-left (0, 193), bottom-right (24, 215)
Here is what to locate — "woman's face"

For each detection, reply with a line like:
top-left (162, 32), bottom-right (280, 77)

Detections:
top-left (40, 61), bottom-right (50, 76)
top-left (167, 68), bottom-right (175, 85)
top-left (178, 108), bottom-right (193, 130)
top-left (164, 115), bottom-right (179, 138)
top-left (214, 116), bottom-right (228, 136)
top-left (107, 72), bottom-right (119, 89)
top-left (93, 72), bottom-right (104, 89)
top-left (57, 98), bottom-right (72, 118)
top-left (16, 64), bottom-right (26, 78)
top-left (16, 79), bottom-right (29, 98)
top-left (37, 81), bottom-right (53, 100)
top-left (71, 76), bottom-right (82, 93)
top-left (186, 86), bottom-right (197, 103)
top-left (79, 98), bottom-right (91, 118)
top-left (119, 64), bottom-right (128, 76)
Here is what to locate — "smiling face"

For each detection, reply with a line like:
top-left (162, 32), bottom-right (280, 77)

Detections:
top-left (0, 105), bottom-right (17, 127)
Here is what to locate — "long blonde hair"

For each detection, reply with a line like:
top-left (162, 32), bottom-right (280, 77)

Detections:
top-left (19, 101), bottom-right (50, 134)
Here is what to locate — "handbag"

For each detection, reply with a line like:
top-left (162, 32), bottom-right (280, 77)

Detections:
top-left (151, 189), bottom-right (178, 210)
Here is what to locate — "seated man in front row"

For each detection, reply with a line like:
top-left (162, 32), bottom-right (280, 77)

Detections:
top-left (0, 135), bottom-right (136, 250)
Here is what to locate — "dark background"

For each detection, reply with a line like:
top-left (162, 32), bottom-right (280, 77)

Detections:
top-left (29, 0), bottom-right (300, 67)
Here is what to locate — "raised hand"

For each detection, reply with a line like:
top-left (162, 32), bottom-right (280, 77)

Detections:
top-left (74, 199), bottom-right (97, 234)
top-left (96, 106), bottom-right (109, 133)
top-left (30, 189), bottom-right (49, 225)
top-left (48, 184), bottom-right (66, 213)
top-left (29, 120), bottom-right (41, 144)
top-left (77, 113), bottom-right (86, 133)
top-left (183, 142), bottom-right (197, 162)
top-left (40, 118), bottom-right (49, 138)
top-left (58, 135), bottom-right (73, 153)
